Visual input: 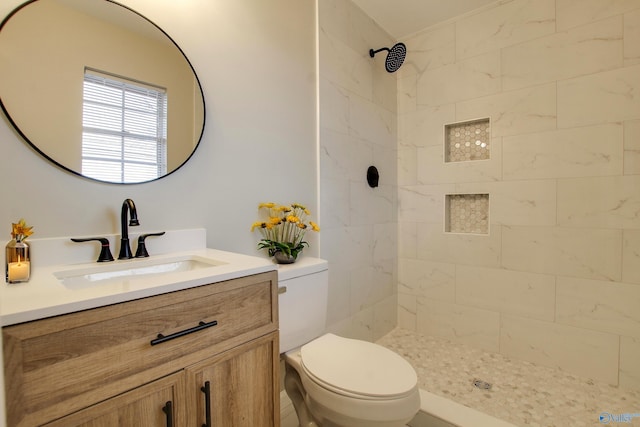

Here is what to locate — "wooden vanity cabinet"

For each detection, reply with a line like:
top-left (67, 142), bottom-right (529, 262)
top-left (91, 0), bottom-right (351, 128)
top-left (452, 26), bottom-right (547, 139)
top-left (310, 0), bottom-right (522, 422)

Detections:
top-left (3, 271), bottom-right (280, 427)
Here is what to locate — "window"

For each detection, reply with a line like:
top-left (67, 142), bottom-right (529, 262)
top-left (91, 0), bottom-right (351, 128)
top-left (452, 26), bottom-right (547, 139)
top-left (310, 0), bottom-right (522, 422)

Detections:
top-left (82, 69), bottom-right (167, 183)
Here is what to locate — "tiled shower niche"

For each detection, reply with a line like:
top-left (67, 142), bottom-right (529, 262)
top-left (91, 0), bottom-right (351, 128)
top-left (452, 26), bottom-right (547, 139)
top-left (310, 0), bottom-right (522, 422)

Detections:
top-left (444, 118), bottom-right (490, 162)
top-left (445, 194), bottom-right (489, 234)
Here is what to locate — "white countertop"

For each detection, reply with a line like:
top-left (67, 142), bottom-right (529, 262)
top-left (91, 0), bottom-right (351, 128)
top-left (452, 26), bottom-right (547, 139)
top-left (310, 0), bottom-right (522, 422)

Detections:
top-left (0, 229), bottom-right (276, 326)
top-left (0, 247), bottom-right (277, 327)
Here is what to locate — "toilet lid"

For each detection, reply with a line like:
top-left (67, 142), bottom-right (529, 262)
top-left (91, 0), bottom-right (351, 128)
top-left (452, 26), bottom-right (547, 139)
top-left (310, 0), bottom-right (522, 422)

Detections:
top-left (300, 333), bottom-right (417, 398)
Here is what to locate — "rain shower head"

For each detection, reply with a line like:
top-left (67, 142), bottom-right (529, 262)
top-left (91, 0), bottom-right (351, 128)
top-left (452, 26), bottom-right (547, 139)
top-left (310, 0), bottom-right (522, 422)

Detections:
top-left (369, 42), bottom-right (406, 73)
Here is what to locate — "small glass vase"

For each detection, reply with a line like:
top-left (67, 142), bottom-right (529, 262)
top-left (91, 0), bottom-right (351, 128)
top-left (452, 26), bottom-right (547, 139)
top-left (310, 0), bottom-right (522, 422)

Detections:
top-left (274, 251), bottom-right (296, 264)
top-left (5, 238), bottom-right (30, 283)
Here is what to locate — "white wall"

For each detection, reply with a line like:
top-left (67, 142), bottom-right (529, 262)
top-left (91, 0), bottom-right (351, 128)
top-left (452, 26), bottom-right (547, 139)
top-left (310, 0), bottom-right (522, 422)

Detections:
top-left (0, 0), bottom-right (318, 258)
top-left (397, 0), bottom-right (640, 390)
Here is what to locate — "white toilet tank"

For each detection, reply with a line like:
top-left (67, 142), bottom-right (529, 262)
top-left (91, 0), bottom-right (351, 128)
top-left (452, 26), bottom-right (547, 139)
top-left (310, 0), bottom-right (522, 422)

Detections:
top-left (278, 257), bottom-right (328, 354)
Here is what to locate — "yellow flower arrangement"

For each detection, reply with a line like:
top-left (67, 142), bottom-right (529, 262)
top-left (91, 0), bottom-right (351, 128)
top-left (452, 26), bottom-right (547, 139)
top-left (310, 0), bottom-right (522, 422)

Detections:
top-left (251, 202), bottom-right (319, 259)
top-left (11, 219), bottom-right (34, 242)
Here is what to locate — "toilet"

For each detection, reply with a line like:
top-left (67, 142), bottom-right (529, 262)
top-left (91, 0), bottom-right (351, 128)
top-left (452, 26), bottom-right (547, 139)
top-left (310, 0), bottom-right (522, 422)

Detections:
top-left (278, 257), bottom-right (420, 427)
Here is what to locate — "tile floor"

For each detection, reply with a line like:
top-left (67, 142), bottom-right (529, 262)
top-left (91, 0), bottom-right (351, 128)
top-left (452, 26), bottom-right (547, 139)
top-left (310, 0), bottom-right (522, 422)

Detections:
top-left (377, 328), bottom-right (640, 427)
top-left (280, 391), bottom-right (298, 427)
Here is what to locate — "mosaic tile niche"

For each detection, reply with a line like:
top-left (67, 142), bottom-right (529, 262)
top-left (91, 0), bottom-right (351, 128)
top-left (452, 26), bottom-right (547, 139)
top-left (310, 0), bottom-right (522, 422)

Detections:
top-left (444, 118), bottom-right (490, 162)
top-left (445, 194), bottom-right (489, 234)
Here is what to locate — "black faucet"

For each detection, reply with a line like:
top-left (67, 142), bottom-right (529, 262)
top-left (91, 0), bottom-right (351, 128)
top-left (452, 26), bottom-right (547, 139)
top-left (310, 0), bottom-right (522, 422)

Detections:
top-left (70, 237), bottom-right (115, 262)
top-left (135, 232), bottom-right (166, 258)
top-left (118, 198), bottom-right (140, 259)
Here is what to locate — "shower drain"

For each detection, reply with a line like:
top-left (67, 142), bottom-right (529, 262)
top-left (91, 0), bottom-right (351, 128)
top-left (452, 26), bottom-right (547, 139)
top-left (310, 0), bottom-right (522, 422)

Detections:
top-left (472, 379), bottom-right (492, 390)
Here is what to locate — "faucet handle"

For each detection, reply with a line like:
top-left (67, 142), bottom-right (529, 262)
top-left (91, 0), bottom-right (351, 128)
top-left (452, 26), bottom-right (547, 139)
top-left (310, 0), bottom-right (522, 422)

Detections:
top-left (135, 232), bottom-right (166, 258)
top-left (70, 237), bottom-right (115, 262)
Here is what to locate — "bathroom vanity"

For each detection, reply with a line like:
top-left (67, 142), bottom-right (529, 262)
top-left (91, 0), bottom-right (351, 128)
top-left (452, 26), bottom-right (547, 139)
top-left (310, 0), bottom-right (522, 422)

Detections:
top-left (0, 231), bottom-right (280, 426)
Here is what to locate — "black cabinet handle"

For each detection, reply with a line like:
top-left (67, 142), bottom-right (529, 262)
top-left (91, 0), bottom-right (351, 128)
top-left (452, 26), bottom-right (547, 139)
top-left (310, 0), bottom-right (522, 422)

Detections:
top-left (162, 401), bottom-right (173, 427)
top-left (201, 380), bottom-right (212, 427)
top-left (150, 320), bottom-right (218, 346)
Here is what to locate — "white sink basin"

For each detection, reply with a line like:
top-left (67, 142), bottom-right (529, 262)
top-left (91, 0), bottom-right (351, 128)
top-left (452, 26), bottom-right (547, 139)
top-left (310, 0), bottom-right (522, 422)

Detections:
top-left (54, 255), bottom-right (225, 288)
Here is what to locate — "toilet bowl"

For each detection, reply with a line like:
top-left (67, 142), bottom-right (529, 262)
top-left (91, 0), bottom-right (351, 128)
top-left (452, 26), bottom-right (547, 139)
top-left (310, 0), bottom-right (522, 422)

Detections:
top-left (278, 258), bottom-right (420, 427)
top-left (284, 333), bottom-right (420, 427)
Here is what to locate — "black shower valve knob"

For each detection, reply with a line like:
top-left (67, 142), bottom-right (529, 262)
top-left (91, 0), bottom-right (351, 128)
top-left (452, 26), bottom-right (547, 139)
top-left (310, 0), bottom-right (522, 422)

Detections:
top-left (367, 165), bottom-right (379, 188)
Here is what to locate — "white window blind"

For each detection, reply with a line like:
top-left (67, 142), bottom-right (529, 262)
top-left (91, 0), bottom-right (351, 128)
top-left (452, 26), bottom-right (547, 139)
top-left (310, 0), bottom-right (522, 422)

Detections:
top-left (82, 69), bottom-right (167, 183)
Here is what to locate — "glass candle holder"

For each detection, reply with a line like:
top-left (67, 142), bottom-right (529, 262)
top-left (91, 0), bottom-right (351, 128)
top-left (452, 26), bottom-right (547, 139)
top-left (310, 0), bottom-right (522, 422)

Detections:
top-left (5, 238), bottom-right (30, 283)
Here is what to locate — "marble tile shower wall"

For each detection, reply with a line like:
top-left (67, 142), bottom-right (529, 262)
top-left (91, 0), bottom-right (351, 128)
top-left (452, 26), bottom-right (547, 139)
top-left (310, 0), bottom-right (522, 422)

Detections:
top-left (397, 0), bottom-right (640, 391)
top-left (318, 0), bottom-right (398, 341)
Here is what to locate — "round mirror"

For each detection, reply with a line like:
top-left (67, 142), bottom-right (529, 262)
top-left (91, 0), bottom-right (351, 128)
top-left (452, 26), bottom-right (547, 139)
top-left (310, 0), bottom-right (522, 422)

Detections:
top-left (0, 0), bottom-right (205, 184)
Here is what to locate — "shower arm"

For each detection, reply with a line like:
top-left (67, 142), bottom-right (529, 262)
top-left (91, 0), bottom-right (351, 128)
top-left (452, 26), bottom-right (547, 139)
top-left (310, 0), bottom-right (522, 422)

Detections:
top-left (369, 47), bottom-right (390, 58)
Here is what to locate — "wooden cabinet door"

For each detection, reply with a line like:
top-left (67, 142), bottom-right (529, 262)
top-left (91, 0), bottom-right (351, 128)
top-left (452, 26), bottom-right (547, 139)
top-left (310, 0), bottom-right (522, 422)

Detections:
top-left (187, 332), bottom-right (280, 427)
top-left (44, 372), bottom-right (185, 427)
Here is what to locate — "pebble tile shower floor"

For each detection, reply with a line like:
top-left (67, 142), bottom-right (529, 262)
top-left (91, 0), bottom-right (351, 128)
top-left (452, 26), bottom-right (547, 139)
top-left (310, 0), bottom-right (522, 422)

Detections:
top-left (377, 328), bottom-right (640, 427)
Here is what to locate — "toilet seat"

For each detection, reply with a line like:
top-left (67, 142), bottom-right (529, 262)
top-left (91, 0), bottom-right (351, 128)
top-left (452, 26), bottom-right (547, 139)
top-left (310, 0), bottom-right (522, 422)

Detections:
top-left (300, 334), bottom-right (418, 400)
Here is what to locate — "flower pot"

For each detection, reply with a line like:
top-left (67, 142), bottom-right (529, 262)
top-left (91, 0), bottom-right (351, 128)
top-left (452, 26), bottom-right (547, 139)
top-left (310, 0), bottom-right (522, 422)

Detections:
top-left (274, 251), bottom-right (296, 264)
